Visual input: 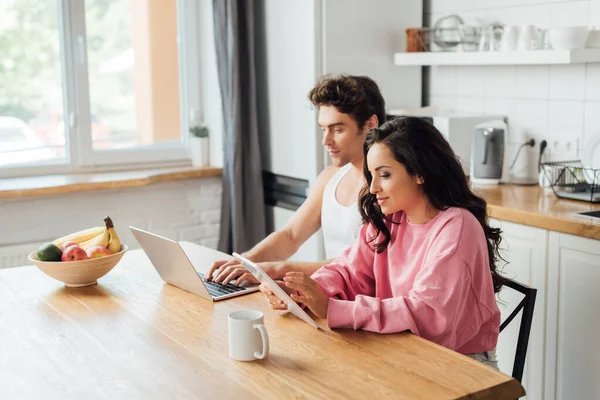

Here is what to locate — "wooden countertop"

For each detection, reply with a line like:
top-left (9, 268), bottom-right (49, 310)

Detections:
top-left (473, 184), bottom-right (600, 240)
top-left (0, 166), bottom-right (223, 199)
top-left (0, 247), bottom-right (525, 400)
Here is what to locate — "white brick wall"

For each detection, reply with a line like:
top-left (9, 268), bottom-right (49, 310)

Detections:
top-left (0, 177), bottom-right (222, 269)
top-left (426, 0), bottom-right (600, 178)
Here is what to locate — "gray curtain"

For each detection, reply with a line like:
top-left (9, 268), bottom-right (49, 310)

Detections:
top-left (213, 0), bottom-right (266, 253)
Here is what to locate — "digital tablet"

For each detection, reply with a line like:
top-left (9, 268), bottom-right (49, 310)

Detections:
top-left (232, 252), bottom-right (319, 329)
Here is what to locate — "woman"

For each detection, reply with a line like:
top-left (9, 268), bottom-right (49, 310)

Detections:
top-left (262, 116), bottom-right (506, 368)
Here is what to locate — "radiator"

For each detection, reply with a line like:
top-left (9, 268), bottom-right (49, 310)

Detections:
top-left (0, 242), bottom-right (47, 269)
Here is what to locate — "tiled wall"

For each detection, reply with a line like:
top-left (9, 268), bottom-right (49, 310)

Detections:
top-left (0, 177), bottom-right (222, 268)
top-left (425, 0), bottom-right (600, 179)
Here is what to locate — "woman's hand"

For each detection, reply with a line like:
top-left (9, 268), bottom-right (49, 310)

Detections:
top-left (282, 272), bottom-right (329, 319)
top-left (259, 282), bottom-right (294, 310)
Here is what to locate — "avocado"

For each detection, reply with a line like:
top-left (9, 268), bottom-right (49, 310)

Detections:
top-left (37, 243), bottom-right (62, 262)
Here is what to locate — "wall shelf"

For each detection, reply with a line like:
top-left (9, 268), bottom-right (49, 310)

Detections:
top-left (393, 49), bottom-right (600, 66)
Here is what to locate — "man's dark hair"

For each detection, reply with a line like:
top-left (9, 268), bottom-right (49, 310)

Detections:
top-left (308, 74), bottom-right (386, 129)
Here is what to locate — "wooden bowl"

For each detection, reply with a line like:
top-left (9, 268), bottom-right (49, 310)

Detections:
top-left (27, 245), bottom-right (128, 287)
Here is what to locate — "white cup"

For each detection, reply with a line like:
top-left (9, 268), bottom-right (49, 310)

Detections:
top-left (500, 25), bottom-right (519, 51)
top-left (228, 310), bottom-right (269, 361)
top-left (517, 25), bottom-right (541, 51)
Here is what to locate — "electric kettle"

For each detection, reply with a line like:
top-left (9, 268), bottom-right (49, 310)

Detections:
top-left (470, 120), bottom-right (509, 185)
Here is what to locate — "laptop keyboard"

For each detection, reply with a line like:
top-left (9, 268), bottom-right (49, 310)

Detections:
top-left (197, 272), bottom-right (248, 298)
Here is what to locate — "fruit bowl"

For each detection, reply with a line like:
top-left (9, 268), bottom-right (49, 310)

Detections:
top-left (27, 244), bottom-right (128, 287)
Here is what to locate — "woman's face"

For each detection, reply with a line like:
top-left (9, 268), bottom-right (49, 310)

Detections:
top-left (367, 142), bottom-right (423, 215)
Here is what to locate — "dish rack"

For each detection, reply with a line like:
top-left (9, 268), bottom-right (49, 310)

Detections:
top-left (541, 160), bottom-right (600, 203)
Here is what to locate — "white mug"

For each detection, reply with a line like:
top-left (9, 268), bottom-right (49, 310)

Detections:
top-left (500, 25), bottom-right (519, 51)
top-left (228, 310), bottom-right (269, 361)
top-left (517, 25), bottom-right (541, 51)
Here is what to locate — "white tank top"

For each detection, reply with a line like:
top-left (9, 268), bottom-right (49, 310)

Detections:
top-left (321, 163), bottom-right (363, 259)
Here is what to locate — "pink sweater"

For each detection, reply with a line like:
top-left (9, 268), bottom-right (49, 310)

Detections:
top-left (311, 207), bottom-right (500, 355)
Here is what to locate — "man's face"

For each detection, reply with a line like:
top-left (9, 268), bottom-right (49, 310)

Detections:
top-left (318, 105), bottom-right (368, 167)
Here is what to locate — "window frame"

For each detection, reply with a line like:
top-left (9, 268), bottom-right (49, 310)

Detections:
top-left (0, 0), bottom-right (200, 179)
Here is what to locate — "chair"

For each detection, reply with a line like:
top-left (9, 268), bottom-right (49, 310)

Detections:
top-left (499, 279), bottom-right (537, 383)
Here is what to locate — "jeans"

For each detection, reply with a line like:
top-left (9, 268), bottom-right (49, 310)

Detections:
top-left (467, 348), bottom-right (499, 370)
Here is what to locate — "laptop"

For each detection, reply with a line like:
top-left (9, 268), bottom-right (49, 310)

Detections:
top-left (130, 227), bottom-right (259, 301)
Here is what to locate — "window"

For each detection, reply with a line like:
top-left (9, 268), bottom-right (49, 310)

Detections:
top-left (0, 0), bottom-right (200, 178)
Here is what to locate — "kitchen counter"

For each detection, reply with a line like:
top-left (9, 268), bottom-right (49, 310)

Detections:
top-left (0, 166), bottom-right (223, 199)
top-left (474, 184), bottom-right (600, 241)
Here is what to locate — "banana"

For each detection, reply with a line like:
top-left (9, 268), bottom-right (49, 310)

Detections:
top-left (52, 226), bottom-right (105, 247)
top-left (105, 217), bottom-right (122, 254)
top-left (79, 228), bottom-right (110, 250)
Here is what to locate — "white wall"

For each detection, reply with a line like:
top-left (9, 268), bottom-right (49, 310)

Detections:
top-left (0, 177), bottom-right (222, 269)
top-left (425, 0), bottom-right (600, 179)
top-left (323, 0), bottom-right (423, 110)
top-left (258, 0), bottom-right (423, 182)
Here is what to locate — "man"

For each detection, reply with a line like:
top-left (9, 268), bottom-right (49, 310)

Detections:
top-left (206, 74), bottom-right (386, 285)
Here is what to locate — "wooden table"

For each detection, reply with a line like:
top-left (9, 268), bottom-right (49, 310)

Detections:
top-left (0, 249), bottom-right (525, 400)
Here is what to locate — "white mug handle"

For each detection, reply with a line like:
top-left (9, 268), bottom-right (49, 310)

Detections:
top-left (253, 324), bottom-right (269, 359)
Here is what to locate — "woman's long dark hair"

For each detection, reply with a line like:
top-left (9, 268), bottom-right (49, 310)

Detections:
top-left (358, 117), bottom-right (506, 292)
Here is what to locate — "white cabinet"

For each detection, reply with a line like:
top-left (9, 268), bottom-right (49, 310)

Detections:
top-left (545, 232), bottom-right (600, 400)
top-left (490, 219), bottom-right (548, 400)
top-left (491, 219), bottom-right (600, 400)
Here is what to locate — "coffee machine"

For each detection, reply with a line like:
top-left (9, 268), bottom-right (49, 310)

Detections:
top-left (470, 120), bottom-right (509, 185)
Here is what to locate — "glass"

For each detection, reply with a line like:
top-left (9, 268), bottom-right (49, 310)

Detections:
top-left (0, 0), bottom-right (66, 167)
top-left (478, 25), bottom-right (504, 52)
top-left (84, 0), bottom-right (182, 151)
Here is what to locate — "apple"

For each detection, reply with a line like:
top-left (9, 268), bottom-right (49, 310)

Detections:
top-left (61, 245), bottom-right (88, 262)
top-left (60, 241), bottom-right (79, 252)
top-left (86, 246), bottom-right (111, 259)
